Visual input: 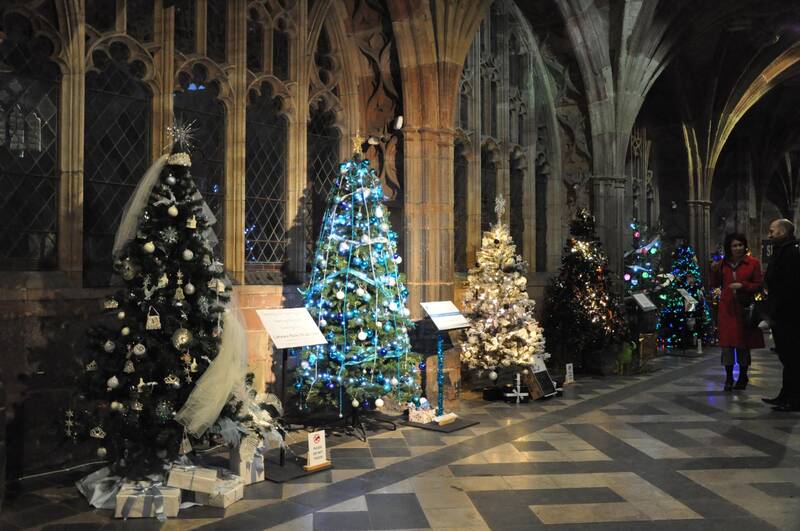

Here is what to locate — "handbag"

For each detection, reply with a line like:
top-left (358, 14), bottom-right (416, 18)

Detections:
top-left (741, 298), bottom-right (762, 329)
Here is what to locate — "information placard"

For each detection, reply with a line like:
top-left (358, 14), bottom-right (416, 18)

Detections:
top-left (420, 301), bottom-right (470, 331)
top-left (256, 307), bottom-right (327, 349)
top-left (306, 430), bottom-right (328, 469)
top-left (632, 292), bottom-right (657, 311)
top-left (564, 363), bottom-right (575, 385)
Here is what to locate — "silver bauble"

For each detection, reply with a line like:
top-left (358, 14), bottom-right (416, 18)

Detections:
top-left (143, 241), bottom-right (156, 254)
top-left (166, 175), bottom-right (176, 185)
top-left (167, 205), bottom-right (179, 217)
top-left (182, 249), bottom-right (194, 261)
top-left (132, 343), bottom-right (147, 356)
top-left (106, 375), bottom-right (119, 389)
top-left (184, 282), bottom-right (195, 295)
top-left (97, 447), bottom-right (107, 458)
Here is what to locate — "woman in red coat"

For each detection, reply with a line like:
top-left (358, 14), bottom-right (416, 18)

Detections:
top-left (711, 233), bottom-right (764, 391)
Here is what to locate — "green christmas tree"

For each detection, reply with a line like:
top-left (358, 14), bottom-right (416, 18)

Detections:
top-left (542, 209), bottom-right (625, 372)
top-left (656, 243), bottom-right (714, 349)
top-left (461, 197), bottom-right (546, 372)
top-left (297, 147), bottom-right (420, 414)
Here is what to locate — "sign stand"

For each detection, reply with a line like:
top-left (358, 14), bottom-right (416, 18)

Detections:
top-left (404, 302), bottom-right (479, 433)
top-left (256, 308), bottom-right (332, 482)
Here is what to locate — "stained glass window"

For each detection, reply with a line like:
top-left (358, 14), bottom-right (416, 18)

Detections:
top-left (84, 43), bottom-right (151, 285)
top-left (86, 0), bottom-right (116, 32)
top-left (174, 65), bottom-right (225, 252)
top-left (454, 141), bottom-right (469, 273)
top-left (535, 158), bottom-right (548, 272)
top-left (510, 155), bottom-right (524, 256)
top-left (246, 84), bottom-right (287, 276)
top-left (174, 0), bottom-right (196, 55)
top-left (480, 146), bottom-right (497, 232)
top-left (273, 19), bottom-right (289, 80)
top-left (207, 0), bottom-right (227, 63)
top-left (306, 98), bottom-right (340, 268)
top-left (127, 0), bottom-right (154, 42)
top-left (247, 9), bottom-right (263, 72)
top-left (0, 14), bottom-right (59, 270)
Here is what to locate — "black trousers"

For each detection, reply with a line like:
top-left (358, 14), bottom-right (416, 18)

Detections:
top-left (773, 322), bottom-right (800, 404)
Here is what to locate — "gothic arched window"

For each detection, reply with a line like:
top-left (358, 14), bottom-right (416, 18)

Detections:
top-left (0, 13), bottom-right (60, 270)
top-left (510, 154), bottom-right (525, 256)
top-left (84, 43), bottom-right (152, 285)
top-left (454, 141), bottom-right (469, 273)
top-left (306, 97), bottom-right (340, 266)
top-left (127, 0), bottom-right (154, 43)
top-left (246, 83), bottom-right (288, 276)
top-left (207, 0), bottom-right (227, 63)
top-left (481, 145), bottom-right (497, 232)
top-left (174, 65), bottom-right (226, 251)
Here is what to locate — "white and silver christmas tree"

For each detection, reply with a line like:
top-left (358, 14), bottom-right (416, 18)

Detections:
top-left (460, 196), bottom-right (546, 370)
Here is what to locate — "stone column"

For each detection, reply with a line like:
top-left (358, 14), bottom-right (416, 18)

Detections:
top-left (223, 0), bottom-right (248, 284)
top-left (687, 199), bottom-right (712, 283)
top-left (57, 0), bottom-right (86, 285)
top-left (591, 175), bottom-right (626, 275)
top-left (403, 127), bottom-right (456, 318)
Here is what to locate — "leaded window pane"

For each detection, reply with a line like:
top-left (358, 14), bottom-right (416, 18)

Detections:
top-left (174, 67), bottom-right (225, 252)
top-left (273, 22), bottom-right (289, 80)
top-left (207, 0), bottom-right (227, 63)
top-left (306, 98), bottom-right (339, 269)
top-left (454, 142), bottom-right (469, 273)
top-left (175, 0), bottom-right (196, 55)
top-left (247, 11), bottom-right (263, 72)
top-left (246, 84), bottom-right (287, 271)
top-left (535, 163), bottom-right (548, 272)
top-left (84, 45), bottom-right (152, 286)
top-left (0, 14), bottom-right (59, 270)
top-left (510, 156), bottom-right (524, 256)
top-left (127, 0), bottom-right (154, 43)
top-left (480, 146), bottom-right (496, 232)
top-left (86, 0), bottom-right (116, 32)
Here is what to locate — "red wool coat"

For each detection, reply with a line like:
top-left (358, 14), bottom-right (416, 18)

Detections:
top-left (710, 256), bottom-right (764, 349)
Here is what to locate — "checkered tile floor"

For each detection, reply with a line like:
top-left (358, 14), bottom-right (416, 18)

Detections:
top-left (4, 348), bottom-right (800, 530)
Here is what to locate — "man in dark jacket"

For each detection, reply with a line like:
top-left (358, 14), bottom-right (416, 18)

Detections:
top-left (762, 219), bottom-right (800, 411)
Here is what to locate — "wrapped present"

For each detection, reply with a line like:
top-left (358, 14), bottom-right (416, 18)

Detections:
top-left (195, 474), bottom-right (245, 508)
top-left (166, 465), bottom-right (218, 494)
top-left (408, 404), bottom-right (436, 424)
top-left (114, 482), bottom-right (180, 520)
top-left (230, 438), bottom-right (265, 485)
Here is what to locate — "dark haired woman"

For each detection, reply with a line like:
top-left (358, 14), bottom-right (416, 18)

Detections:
top-left (711, 233), bottom-right (764, 390)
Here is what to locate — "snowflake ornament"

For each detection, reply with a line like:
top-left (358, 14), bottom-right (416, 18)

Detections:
top-left (160, 226), bottom-right (179, 244)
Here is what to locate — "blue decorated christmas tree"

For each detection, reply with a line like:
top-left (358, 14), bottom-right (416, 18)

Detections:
top-left (656, 244), bottom-right (714, 349)
top-left (296, 142), bottom-right (420, 414)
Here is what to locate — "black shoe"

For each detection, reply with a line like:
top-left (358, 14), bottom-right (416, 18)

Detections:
top-left (762, 397), bottom-right (784, 406)
top-left (772, 403), bottom-right (800, 412)
top-left (733, 377), bottom-right (748, 390)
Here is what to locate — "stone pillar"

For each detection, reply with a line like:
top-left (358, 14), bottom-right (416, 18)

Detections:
top-left (57, 0), bottom-right (86, 285)
top-left (223, 0), bottom-right (248, 284)
top-left (403, 127), bottom-right (456, 318)
top-left (591, 175), bottom-right (626, 275)
top-left (687, 199), bottom-right (712, 284)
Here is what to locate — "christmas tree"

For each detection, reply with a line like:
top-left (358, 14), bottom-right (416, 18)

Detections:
top-left (623, 219), bottom-right (661, 294)
top-left (460, 196), bottom-right (546, 372)
top-left (71, 127), bottom-right (249, 479)
top-left (542, 209), bottom-right (625, 372)
top-left (656, 243), bottom-right (714, 349)
top-left (297, 140), bottom-right (420, 415)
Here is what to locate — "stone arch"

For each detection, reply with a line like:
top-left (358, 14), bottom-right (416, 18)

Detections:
top-left (174, 57), bottom-right (233, 113)
top-left (247, 74), bottom-right (293, 122)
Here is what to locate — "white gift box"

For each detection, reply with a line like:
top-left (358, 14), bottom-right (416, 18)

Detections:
top-left (230, 444), bottom-right (266, 485)
top-left (195, 475), bottom-right (246, 508)
top-left (114, 482), bottom-right (181, 519)
top-left (408, 407), bottom-right (436, 424)
top-left (166, 465), bottom-right (218, 494)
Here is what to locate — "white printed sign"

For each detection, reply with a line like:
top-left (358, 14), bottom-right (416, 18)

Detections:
top-left (306, 430), bottom-right (328, 468)
top-left (632, 292), bottom-right (657, 311)
top-left (564, 363), bottom-right (575, 385)
top-left (420, 301), bottom-right (470, 331)
top-left (256, 308), bottom-right (327, 349)
top-left (532, 354), bottom-right (548, 373)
